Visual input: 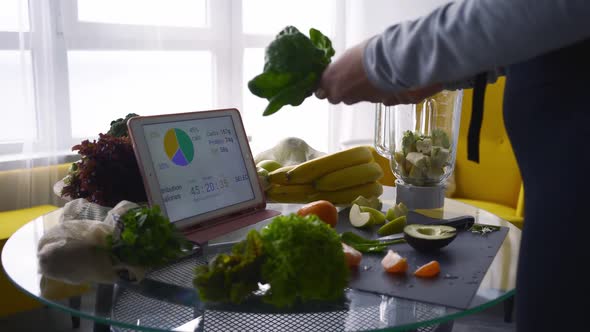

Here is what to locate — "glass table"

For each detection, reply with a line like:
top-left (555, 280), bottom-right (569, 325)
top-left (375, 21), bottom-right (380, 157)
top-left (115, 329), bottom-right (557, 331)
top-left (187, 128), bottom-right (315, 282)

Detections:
top-left (2, 189), bottom-right (520, 331)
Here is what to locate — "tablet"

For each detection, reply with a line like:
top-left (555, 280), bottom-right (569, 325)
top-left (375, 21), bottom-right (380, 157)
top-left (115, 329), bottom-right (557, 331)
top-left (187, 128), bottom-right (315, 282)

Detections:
top-left (128, 109), bottom-right (277, 243)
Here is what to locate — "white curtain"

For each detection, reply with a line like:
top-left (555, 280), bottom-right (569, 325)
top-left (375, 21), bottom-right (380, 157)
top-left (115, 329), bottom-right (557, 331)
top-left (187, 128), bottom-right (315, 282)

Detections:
top-left (0, 0), bottom-right (450, 211)
top-left (0, 1), bottom-right (65, 210)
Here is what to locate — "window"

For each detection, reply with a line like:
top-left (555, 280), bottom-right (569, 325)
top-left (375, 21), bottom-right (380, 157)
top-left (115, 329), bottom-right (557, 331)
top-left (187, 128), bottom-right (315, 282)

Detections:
top-left (0, 51), bottom-right (34, 142)
top-left (77, 0), bottom-right (207, 28)
top-left (0, 0), bottom-right (29, 31)
top-left (0, 0), bottom-right (343, 164)
top-left (0, 0), bottom-right (34, 149)
top-left (67, 51), bottom-right (214, 137)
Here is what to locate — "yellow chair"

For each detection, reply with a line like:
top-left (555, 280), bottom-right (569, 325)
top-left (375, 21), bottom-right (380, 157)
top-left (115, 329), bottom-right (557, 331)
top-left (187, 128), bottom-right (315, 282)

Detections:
top-left (0, 163), bottom-right (71, 317)
top-left (0, 205), bottom-right (59, 316)
top-left (451, 78), bottom-right (525, 229)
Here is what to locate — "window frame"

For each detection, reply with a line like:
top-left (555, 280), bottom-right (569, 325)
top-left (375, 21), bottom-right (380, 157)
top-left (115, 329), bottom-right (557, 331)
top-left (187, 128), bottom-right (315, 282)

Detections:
top-left (0, 0), bottom-right (346, 167)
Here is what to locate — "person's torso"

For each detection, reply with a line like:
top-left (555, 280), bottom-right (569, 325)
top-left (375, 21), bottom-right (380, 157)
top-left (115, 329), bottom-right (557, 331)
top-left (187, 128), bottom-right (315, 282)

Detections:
top-left (503, 38), bottom-right (590, 193)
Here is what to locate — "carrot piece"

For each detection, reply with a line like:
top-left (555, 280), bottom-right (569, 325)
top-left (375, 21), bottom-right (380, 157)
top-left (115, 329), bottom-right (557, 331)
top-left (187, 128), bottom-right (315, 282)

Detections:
top-left (414, 260), bottom-right (440, 278)
top-left (381, 250), bottom-right (408, 273)
top-left (342, 243), bottom-right (362, 268)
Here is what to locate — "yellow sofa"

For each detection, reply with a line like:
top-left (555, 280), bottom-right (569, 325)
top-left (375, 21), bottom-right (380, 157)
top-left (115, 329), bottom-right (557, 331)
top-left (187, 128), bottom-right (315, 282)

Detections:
top-left (0, 205), bottom-right (60, 316)
top-left (0, 163), bottom-right (70, 317)
top-left (451, 78), bottom-right (525, 229)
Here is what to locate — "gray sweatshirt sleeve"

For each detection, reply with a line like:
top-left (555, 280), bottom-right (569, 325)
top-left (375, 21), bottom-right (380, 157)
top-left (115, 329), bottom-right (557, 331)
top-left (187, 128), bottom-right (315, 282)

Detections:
top-left (363, 0), bottom-right (590, 92)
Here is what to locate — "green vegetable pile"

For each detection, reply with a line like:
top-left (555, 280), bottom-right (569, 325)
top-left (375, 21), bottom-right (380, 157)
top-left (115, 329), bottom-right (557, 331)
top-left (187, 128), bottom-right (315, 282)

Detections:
top-left (194, 214), bottom-right (349, 307)
top-left (248, 26), bottom-right (335, 116)
top-left (107, 205), bottom-right (192, 268)
top-left (394, 129), bottom-right (452, 186)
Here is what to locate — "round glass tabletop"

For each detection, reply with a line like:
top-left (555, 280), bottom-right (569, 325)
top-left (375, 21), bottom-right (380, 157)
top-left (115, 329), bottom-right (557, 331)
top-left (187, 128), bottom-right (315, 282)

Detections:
top-left (2, 188), bottom-right (520, 331)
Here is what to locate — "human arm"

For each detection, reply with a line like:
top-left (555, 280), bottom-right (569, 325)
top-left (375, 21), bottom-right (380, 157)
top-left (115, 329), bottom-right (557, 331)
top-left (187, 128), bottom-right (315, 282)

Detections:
top-left (365, 0), bottom-right (590, 92)
top-left (316, 42), bottom-right (443, 105)
top-left (318, 0), bottom-right (590, 104)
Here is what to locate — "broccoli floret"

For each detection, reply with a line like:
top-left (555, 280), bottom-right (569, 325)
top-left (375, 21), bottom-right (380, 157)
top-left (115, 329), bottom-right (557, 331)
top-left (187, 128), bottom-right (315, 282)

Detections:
top-left (264, 26), bottom-right (327, 74)
top-left (248, 26), bottom-right (335, 116)
top-left (401, 130), bottom-right (417, 155)
top-left (432, 128), bottom-right (451, 149)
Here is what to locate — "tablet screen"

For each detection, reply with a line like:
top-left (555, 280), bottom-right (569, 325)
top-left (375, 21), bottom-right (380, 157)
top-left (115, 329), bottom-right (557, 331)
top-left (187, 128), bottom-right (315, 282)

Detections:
top-left (141, 115), bottom-right (256, 223)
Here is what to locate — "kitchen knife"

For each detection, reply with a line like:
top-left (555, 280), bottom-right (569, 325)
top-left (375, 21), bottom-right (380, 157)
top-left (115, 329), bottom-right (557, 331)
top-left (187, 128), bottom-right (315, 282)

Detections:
top-left (376, 214), bottom-right (475, 241)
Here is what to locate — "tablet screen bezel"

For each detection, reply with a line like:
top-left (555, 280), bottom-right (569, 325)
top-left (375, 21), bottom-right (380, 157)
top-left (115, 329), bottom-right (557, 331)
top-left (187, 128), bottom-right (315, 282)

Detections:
top-left (127, 108), bottom-right (266, 230)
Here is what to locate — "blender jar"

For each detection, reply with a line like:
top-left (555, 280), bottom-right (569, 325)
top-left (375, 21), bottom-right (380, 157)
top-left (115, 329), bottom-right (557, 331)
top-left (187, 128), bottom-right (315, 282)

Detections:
top-left (374, 90), bottom-right (463, 209)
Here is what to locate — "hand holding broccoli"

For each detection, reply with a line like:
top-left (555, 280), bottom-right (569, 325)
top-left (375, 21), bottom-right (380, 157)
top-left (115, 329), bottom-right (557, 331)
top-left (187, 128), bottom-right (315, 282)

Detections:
top-left (248, 26), bottom-right (335, 116)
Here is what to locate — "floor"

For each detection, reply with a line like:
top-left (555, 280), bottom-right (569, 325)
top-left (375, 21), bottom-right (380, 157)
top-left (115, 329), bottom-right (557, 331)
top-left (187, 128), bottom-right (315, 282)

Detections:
top-left (0, 300), bottom-right (516, 332)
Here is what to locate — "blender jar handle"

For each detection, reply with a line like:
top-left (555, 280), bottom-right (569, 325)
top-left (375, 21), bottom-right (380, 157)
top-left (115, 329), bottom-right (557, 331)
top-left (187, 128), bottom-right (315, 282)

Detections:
top-left (374, 103), bottom-right (395, 158)
top-left (419, 98), bottom-right (438, 136)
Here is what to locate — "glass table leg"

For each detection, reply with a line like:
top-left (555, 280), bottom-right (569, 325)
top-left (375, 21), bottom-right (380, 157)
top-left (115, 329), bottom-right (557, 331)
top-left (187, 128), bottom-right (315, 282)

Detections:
top-left (93, 284), bottom-right (114, 332)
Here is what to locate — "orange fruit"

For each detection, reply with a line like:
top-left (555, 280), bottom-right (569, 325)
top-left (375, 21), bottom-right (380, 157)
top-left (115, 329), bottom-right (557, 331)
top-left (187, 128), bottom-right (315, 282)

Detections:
top-left (414, 260), bottom-right (440, 278)
top-left (381, 250), bottom-right (408, 273)
top-left (296, 200), bottom-right (338, 227)
top-left (342, 243), bottom-right (362, 268)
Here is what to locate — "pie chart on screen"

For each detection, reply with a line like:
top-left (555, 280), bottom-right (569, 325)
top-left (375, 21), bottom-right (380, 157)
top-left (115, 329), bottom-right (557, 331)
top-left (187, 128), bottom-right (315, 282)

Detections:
top-left (163, 128), bottom-right (194, 166)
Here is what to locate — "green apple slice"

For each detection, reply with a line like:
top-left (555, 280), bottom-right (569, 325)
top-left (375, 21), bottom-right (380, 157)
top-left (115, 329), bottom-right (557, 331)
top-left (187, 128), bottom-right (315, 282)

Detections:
top-left (385, 207), bottom-right (396, 221)
top-left (349, 204), bottom-right (372, 228)
top-left (377, 216), bottom-right (407, 236)
top-left (386, 202), bottom-right (409, 221)
top-left (360, 206), bottom-right (386, 225)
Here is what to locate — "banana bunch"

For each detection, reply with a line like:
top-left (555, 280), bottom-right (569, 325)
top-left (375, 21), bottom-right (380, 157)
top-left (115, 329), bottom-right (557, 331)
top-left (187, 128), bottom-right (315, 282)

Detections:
top-left (264, 146), bottom-right (384, 204)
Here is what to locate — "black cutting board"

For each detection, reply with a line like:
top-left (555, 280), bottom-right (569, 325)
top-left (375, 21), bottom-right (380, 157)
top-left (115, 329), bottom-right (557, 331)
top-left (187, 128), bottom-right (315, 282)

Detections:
top-left (335, 208), bottom-right (509, 309)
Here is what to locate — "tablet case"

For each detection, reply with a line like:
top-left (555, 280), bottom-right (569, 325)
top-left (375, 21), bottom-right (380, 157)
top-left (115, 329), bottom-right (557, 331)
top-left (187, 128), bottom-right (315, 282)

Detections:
top-left (181, 207), bottom-right (280, 245)
top-left (127, 109), bottom-right (280, 246)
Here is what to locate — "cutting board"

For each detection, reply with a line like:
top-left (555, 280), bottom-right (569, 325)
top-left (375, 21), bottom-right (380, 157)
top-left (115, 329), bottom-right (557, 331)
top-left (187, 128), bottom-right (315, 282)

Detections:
top-left (335, 208), bottom-right (509, 309)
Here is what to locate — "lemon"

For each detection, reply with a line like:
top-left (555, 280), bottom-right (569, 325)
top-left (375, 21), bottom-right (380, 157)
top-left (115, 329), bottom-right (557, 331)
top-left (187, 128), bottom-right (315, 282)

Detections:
top-left (377, 216), bottom-right (407, 236)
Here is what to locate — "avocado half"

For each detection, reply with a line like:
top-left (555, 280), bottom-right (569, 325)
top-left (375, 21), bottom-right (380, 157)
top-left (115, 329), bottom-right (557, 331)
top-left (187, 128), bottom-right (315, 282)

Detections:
top-left (403, 224), bottom-right (457, 252)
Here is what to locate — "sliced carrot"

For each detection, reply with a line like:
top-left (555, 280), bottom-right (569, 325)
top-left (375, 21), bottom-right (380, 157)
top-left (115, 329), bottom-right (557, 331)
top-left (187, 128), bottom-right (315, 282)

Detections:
top-left (342, 243), bottom-right (362, 268)
top-left (414, 260), bottom-right (440, 278)
top-left (381, 250), bottom-right (408, 273)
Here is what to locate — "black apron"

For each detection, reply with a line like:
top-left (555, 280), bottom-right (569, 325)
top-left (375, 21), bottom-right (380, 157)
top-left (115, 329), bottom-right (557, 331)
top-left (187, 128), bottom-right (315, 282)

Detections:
top-left (503, 40), bottom-right (590, 331)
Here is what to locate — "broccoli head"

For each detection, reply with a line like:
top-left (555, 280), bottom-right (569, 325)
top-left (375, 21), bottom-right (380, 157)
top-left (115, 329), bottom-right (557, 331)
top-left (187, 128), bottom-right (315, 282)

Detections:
top-left (248, 26), bottom-right (335, 116)
top-left (263, 26), bottom-right (328, 74)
